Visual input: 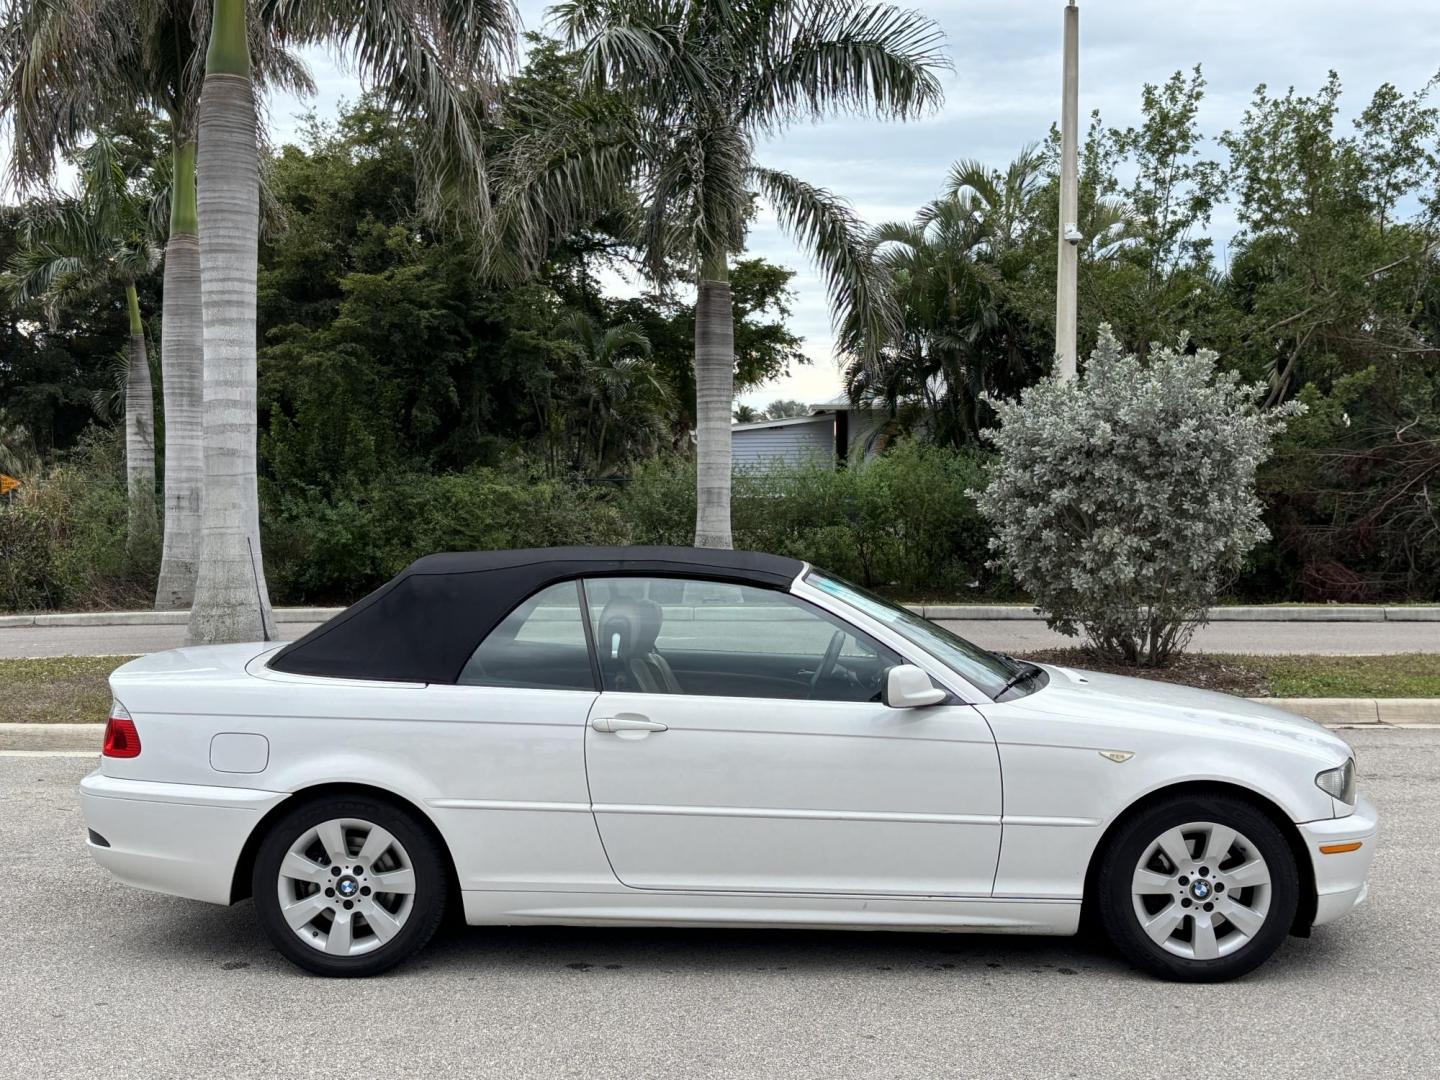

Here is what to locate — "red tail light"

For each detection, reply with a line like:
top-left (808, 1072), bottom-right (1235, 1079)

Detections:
top-left (103, 703), bottom-right (141, 758)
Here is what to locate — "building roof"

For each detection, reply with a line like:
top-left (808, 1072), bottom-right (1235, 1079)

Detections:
top-left (268, 547), bottom-right (804, 683)
top-left (731, 413), bottom-right (835, 432)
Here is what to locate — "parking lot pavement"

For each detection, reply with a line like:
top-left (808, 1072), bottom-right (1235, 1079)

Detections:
top-left (4, 728), bottom-right (1436, 1080)
top-left (4, 617), bottom-right (1440, 658)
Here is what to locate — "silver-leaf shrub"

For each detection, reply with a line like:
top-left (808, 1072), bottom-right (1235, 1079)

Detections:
top-left (976, 326), bottom-right (1302, 666)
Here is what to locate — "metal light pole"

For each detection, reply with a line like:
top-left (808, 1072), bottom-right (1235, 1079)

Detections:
top-left (1055, 0), bottom-right (1080, 381)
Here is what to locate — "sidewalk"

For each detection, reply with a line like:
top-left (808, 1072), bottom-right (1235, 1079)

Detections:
top-left (5, 606), bottom-right (1437, 658)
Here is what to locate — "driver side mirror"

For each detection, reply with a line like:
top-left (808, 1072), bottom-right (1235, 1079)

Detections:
top-left (883, 665), bottom-right (947, 709)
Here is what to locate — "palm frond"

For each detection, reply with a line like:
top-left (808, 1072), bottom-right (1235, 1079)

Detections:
top-left (89, 348), bottom-right (130, 425)
top-left (742, 0), bottom-right (948, 132)
top-left (267, 0), bottom-right (519, 222)
top-left (944, 157), bottom-right (1000, 207)
top-left (751, 164), bottom-right (893, 352)
top-left (486, 90), bottom-right (640, 279)
top-left (5, 245), bottom-right (89, 306)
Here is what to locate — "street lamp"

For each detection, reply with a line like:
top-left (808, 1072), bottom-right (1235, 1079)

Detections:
top-left (1056, 0), bottom-right (1080, 381)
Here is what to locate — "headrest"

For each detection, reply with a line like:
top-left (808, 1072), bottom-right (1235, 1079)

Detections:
top-left (597, 598), bottom-right (664, 660)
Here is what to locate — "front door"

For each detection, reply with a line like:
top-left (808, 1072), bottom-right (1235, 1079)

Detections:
top-left (580, 576), bottom-right (1002, 897)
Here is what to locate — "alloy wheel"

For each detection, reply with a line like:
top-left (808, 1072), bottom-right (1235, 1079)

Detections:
top-left (275, 817), bottom-right (417, 957)
top-left (1130, 820), bottom-right (1273, 961)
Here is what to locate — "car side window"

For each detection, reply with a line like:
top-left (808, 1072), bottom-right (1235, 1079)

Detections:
top-left (458, 581), bottom-right (596, 691)
top-left (582, 577), bottom-right (900, 702)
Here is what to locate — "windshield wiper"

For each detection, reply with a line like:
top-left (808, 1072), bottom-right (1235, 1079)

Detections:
top-left (994, 660), bottom-right (1044, 698)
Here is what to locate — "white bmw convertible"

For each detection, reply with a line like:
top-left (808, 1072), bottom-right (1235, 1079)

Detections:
top-left (80, 547), bottom-right (1376, 980)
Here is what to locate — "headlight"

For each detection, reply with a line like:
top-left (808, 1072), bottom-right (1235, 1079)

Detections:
top-left (1315, 758), bottom-right (1356, 805)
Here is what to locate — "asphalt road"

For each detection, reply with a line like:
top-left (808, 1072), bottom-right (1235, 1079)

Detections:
top-left (3, 728), bottom-right (1435, 1080)
top-left (3, 617), bottom-right (1439, 657)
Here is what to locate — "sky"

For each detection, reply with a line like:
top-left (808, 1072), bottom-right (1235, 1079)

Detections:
top-left (13, 2), bottom-right (1440, 410)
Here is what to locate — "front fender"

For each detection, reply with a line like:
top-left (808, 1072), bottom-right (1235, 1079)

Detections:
top-left (980, 705), bottom-right (1339, 900)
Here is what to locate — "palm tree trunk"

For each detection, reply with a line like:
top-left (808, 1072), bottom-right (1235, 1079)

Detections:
top-left (123, 283), bottom-right (158, 556)
top-left (155, 136), bottom-right (204, 609)
top-left (188, 0), bottom-right (275, 644)
top-left (693, 253), bottom-right (734, 549)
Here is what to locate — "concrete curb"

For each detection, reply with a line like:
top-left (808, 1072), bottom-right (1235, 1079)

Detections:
top-left (1254, 698), bottom-right (1440, 725)
top-left (0, 608), bottom-right (342, 629)
top-left (917, 605), bottom-right (1440, 622)
top-left (6, 701), bottom-right (1439, 752)
top-left (1, 724), bottom-right (108, 752)
top-left (3, 604), bottom-right (1439, 629)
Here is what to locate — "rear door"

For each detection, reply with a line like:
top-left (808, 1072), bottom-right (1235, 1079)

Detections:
top-left (581, 577), bottom-right (1002, 897)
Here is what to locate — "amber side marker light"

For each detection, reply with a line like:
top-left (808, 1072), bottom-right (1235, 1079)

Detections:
top-left (1319, 841), bottom-right (1363, 855)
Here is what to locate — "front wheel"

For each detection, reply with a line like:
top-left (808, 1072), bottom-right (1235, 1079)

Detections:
top-left (253, 795), bottom-right (448, 977)
top-left (1097, 793), bottom-right (1299, 982)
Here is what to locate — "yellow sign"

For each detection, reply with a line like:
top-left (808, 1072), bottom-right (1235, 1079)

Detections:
top-left (0, 474), bottom-right (20, 495)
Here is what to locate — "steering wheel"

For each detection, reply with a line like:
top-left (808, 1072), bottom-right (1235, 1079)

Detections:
top-left (808, 630), bottom-right (846, 699)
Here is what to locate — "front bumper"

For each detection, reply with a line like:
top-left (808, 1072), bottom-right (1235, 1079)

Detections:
top-left (79, 770), bottom-right (287, 905)
top-left (1300, 795), bottom-right (1379, 927)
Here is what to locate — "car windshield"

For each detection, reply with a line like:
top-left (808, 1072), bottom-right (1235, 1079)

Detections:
top-left (806, 570), bottom-right (1029, 701)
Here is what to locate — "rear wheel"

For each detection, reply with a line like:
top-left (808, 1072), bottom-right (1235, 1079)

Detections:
top-left (1097, 793), bottom-right (1299, 982)
top-left (253, 795), bottom-right (447, 977)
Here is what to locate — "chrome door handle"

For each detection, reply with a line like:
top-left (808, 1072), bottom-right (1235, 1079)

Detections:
top-left (591, 717), bottom-right (668, 733)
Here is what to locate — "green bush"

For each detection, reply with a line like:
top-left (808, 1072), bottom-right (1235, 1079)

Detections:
top-left (4, 439), bottom-right (1004, 612)
top-left (0, 505), bottom-right (60, 610)
top-left (264, 468), bottom-right (629, 602)
top-left (976, 328), bottom-right (1299, 666)
top-left (1, 431), bottom-right (155, 611)
top-left (618, 442), bottom-right (1000, 596)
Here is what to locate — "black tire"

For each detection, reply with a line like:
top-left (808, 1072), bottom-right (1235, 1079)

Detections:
top-left (1096, 793), bottom-right (1300, 982)
top-left (253, 795), bottom-right (448, 977)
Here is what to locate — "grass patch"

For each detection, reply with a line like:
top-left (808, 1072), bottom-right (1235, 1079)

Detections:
top-left (1237, 653), bottom-right (1440, 698)
top-left (1023, 649), bottom-right (1440, 698)
top-left (0, 656), bottom-right (137, 723)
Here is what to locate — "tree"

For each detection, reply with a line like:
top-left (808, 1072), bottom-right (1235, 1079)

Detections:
top-left (977, 327), bottom-right (1301, 666)
top-left (1, 0), bottom-right (314, 610)
top-left (185, 0), bottom-right (276, 642)
top-left (843, 148), bottom-right (1052, 445)
top-left (5, 135), bottom-right (160, 554)
top-left (253, 97), bottom-right (814, 498)
top-left (183, 0), bottom-right (517, 643)
top-left (1221, 73), bottom-right (1440, 404)
top-left (732, 404), bottom-right (761, 423)
top-left (558, 311), bottom-right (669, 474)
top-left (2, 0), bottom-right (517, 632)
top-left (555, 0), bottom-right (948, 547)
top-left (762, 399), bottom-right (809, 419)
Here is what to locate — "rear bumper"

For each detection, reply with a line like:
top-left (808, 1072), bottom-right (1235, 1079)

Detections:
top-left (1300, 795), bottom-right (1379, 927)
top-left (79, 770), bottom-right (287, 905)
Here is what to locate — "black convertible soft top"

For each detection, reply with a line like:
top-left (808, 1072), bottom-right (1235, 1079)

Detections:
top-left (267, 546), bottom-right (805, 684)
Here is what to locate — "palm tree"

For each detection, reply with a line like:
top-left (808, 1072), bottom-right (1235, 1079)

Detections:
top-left (2, 1), bottom-right (313, 609)
top-left (5, 135), bottom-right (161, 553)
top-left (842, 146), bottom-right (1131, 445)
top-left (3, 0), bottom-right (517, 638)
top-left (185, 0), bottom-right (275, 642)
top-left (552, 0), bottom-right (948, 547)
top-left (559, 311), bottom-right (668, 473)
top-left (185, 0), bottom-right (517, 643)
top-left (763, 398), bottom-right (809, 420)
top-left (732, 403), bottom-right (761, 423)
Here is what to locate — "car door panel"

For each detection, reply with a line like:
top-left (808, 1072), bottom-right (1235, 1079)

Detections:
top-left (585, 691), bottom-right (1003, 896)
top-left (658, 648), bottom-right (888, 701)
